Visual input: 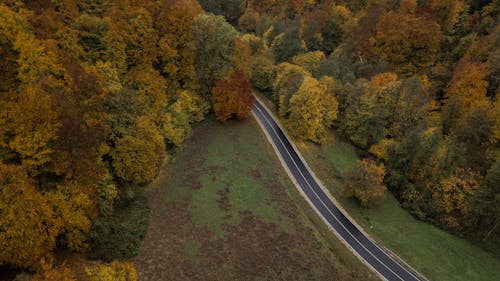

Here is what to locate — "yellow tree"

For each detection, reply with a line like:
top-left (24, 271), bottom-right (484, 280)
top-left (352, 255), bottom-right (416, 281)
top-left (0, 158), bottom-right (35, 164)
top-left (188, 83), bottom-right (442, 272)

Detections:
top-left (287, 76), bottom-right (338, 143)
top-left (372, 11), bottom-right (442, 75)
top-left (86, 261), bottom-right (138, 281)
top-left (291, 51), bottom-right (326, 73)
top-left (5, 82), bottom-right (61, 174)
top-left (445, 62), bottom-right (489, 114)
top-left (48, 181), bottom-right (96, 252)
top-left (0, 164), bottom-right (59, 268)
top-left (432, 168), bottom-right (481, 228)
top-left (273, 63), bottom-right (310, 118)
top-left (111, 116), bottom-right (166, 184)
top-left (162, 90), bottom-right (208, 147)
top-left (341, 159), bottom-right (387, 208)
top-left (155, 0), bottom-right (202, 91)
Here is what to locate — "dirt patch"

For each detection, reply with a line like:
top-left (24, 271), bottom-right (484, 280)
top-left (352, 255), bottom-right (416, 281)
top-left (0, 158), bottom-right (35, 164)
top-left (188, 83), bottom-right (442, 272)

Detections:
top-left (196, 212), bottom-right (349, 281)
top-left (216, 187), bottom-right (231, 211)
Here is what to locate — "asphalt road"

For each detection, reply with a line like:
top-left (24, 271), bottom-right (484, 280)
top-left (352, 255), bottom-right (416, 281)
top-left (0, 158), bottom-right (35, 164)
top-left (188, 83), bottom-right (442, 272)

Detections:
top-left (252, 99), bottom-right (421, 281)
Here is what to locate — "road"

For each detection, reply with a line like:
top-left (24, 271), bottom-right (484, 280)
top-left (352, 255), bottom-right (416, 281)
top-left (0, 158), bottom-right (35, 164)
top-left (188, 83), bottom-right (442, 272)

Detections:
top-left (252, 99), bottom-right (422, 281)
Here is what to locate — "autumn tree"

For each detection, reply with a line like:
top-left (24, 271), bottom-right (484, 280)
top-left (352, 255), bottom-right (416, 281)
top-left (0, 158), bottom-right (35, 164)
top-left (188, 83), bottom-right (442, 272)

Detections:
top-left (341, 159), bottom-right (387, 208)
top-left (211, 70), bottom-right (256, 122)
top-left (33, 259), bottom-right (75, 281)
top-left (86, 261), bottom-right (138, 281)
top-left (251, 52), bottom-right (277, 96)
top-left (342, 73), bottom-right (402, 148)
top-left (273, 63), bottom-right (310, 117)
top-left (287, 76), bottom-right (338, 143)
top-left (432, 168), bottom-right (481, 220)
top-left (291, 51), bottom-right (326, 73)
top-left (162, 90), bottom-right (208, 146)
top-left (0, 164), bottom-right (58, 268)
top-left (191, 13), bottom-right (237, 99)
top-left (111, 116), bottom-right (166, 184)
top-left (427, 0), bottom-right (465, 33)
top-left (443, 62), bottom-right (490, 130)
top-left (155, 0), bottom-right (202, 91)
top-left (372, 11), bottom-right (442, 75)
top-left (238, 7), bottom-right (260, 32)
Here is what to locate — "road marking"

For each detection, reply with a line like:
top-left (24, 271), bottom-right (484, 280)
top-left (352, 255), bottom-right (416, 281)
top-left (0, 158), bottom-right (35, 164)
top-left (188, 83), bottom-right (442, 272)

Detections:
top-left (254, 103), bottom-right (419, 281)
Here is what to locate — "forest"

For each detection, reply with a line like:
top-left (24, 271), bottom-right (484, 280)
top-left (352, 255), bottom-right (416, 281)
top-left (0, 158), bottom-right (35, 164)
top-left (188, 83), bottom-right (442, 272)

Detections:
top-left (0, 0), bottom-right (498, 280)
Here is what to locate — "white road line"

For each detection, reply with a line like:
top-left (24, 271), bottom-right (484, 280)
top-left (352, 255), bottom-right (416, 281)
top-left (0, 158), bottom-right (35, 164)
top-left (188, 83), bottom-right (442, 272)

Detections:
top-left (255, 104), bottom-right (418, 281)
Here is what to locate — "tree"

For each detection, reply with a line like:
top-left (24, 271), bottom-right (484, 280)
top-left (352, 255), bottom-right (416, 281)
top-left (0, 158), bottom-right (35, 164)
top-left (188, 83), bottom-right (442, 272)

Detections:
top-left (211, 70), bottom-right (256, 122)
top-left (470, 160), bottom-right (500, 241)
top-left (198, 0), bottom-right (244, 25)
top-left (342, 73), bottom-right (401, 148)
top-left (33, 259), bottom-right (75, 281)
top-left (0, 164), bottom-right (59, 268)
top-left (444, 62), bottom-right (489, 121)
top-left (432, 168), bottom-right (481, 228)
top-left (287, 76), bottom-right (338, 143)
top-left (4, 81), bottom-right (61, 174)
top-left (427, 0), bottom-right (465, 33)
top-left (341, 159), bottom-right (387, 208)
top-left (291, 51), bottom-right (326, 73)
top-left (191, 13), bottom-right (237, 99)
top-left (372, 11), bottom-right (442, 75)
top-left (86, 261), bottom-right (138, 281)
top-left (271, 21), bottom-right (304, 62)
top-left (238, 7), bottom-right (259, 33)
top-left (155, 0), bottom-right (202, 91)
top-left (273, 63), bottom-right (310, 117)
top-left (162, 90), bottom-right (208, 146)
top-left (111, 117), bottom-right (166, 184)
top-left (48, 181), bottom-right (96, 252)
top-left (250, 52), bottom-right (277, 96)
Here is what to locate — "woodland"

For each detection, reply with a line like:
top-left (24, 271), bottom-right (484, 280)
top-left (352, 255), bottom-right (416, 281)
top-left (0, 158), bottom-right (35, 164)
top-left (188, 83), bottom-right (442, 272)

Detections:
top-left (0, 0), bottom-right (498, 280)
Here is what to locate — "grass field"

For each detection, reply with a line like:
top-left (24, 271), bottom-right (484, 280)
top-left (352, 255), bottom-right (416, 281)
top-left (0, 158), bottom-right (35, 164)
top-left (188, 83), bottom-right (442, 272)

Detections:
top-left (134, 117), bottom-right (378, 281)
top-left (295, 130), bottom-right (500, 281)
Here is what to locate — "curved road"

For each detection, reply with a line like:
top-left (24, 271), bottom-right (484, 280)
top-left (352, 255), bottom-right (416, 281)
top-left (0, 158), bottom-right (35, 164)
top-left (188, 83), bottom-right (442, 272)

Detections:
top-left (252, 99), bottom-right (422, 281)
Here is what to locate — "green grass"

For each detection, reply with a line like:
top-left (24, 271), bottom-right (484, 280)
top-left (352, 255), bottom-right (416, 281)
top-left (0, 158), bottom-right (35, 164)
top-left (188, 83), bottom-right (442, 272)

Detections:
top-left (297, 131), bottom-right (500, 281)
top-left (135, 117), bottom-right (379, 280)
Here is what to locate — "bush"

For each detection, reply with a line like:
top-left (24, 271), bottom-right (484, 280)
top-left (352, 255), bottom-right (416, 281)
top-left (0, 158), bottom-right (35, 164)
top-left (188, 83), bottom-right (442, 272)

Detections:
top-left (87, 193), bottom-right (149, 261)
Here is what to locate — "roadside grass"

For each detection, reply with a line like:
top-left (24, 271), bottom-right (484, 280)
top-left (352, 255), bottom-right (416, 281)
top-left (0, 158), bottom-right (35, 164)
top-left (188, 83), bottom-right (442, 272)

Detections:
top-left (297, 129), bottom-right (500, 281)
top-left (134, 117), bottom-right (378, 281)
top-left (255, 92), bottom-right (500, 281)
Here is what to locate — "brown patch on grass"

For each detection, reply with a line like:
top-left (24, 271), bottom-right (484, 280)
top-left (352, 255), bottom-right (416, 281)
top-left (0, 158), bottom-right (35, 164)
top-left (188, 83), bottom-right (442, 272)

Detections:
top-left (196, 212), bottom-right (351, 281)
top-left (216, 187), bottom-right (231, 211)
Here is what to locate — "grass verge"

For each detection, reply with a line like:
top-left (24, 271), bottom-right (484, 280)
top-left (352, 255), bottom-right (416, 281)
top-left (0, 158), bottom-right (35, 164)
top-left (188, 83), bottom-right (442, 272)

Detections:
top-left (295, 125), bottom-right (500, 281)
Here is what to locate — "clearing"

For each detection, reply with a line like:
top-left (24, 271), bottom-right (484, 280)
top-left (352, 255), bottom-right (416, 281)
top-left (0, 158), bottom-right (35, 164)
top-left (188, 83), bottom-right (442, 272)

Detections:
top-left (134, 117), bottom-right (378, 280)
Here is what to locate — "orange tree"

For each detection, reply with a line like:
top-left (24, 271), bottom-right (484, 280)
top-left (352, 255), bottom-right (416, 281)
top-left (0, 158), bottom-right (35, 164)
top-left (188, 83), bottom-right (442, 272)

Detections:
top-left (211, 69), bottom-right (256, 122)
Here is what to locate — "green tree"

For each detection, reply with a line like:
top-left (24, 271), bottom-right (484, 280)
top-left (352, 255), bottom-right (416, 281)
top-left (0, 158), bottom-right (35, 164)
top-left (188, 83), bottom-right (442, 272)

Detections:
top-left (191, 13), bottom-right (237, 99)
